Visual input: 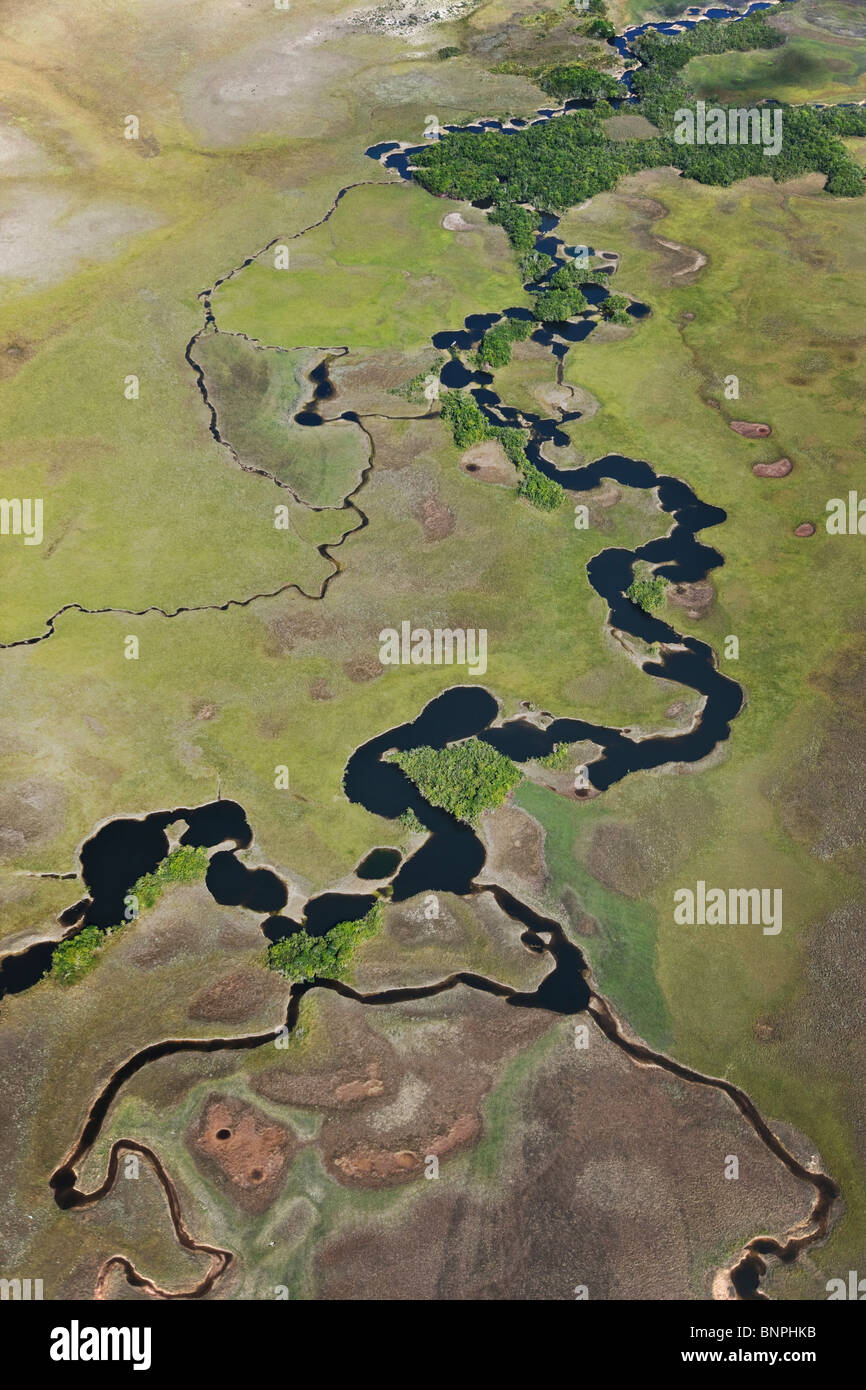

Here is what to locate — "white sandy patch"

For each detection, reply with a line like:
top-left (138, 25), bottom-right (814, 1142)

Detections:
top-left (0, 120), bottom-right (51, 177)
top-left (180, 17), bottom-right (359, 146)
top-left (0, 186), bottom-right (162, 287)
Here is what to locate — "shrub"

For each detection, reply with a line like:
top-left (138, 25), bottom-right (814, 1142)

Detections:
top-left (267, 902), bottom-right (384, 981)
top-left (600, 292), bottom-right (631, 325)
top-left (627, 575), bottom-right (668, 612)
top-left (517, 460), bottom-right (566, 510)
top-left (132, 845), bottom-right (209, 911)
top-left (50, 925), bottom-right (111, 985)
top-left (476, 317), bottom-right (533, 369)
top-left (387, 740), bottom-right (523, 824)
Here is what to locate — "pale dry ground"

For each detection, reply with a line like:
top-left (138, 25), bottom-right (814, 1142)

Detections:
top-left (0, 0), bottom-right (859, 1304)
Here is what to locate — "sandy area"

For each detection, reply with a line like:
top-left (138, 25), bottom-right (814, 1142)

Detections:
top-left (0, 186), bottom-right (161, 287)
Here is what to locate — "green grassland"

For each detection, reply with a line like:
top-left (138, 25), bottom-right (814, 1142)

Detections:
top-left (0, 395), bottom-right (674, 917)
top-left (193, 333), bottom-right (371, 507)
top-left (2, 0), bottom-right (865, 1303)
top-left (683, 0), bottom-right (866, 105)
top-left (211, 181), bottom-right (525, 354)
top-left (528, 165), bottom-right (866, 1282)
top-left (0, 0), bottom-right (552, 646)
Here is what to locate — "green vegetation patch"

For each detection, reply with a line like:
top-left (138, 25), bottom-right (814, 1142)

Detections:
top-left (49, 925), bottom-right (112, 986)
top-left (476, 318), bottom-right (534, 369)
top-left (626, 575), bottom-right (668, 613)
top-left (387, 739), bottom-right (523, 825)
top-left (440, 389), bottom-right (565, 510)
top-left (516, 459), bottom-right (567, 510)
top-left (132, 845), bottom-right (210, 911)
top-left (537, 742), bottom-right (574, 770)
top-left (52, 846), bottom-right (210, 986)
top-left (212, 182), bottom-right (522, 355)
top-left (600, 292), bottom-right (631, 325)
top-left (538, 63), bottom-right (621, 102)
top-left (414, 14), bottom-right (865, 233)
top-left (267, 902), bottom-right (383, 982)
top-left (193, 334), bottom-right (369, 508)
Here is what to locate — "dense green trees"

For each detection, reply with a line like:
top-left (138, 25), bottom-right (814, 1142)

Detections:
top-left (415, 111), bottom-right (661, 222)
top-left (600, 292), bottom-right (630, 325)
top-left (539, 64), bottom-right (620, 102)
top-left (532, 286), bottom-right (589, 321)
top-left (550, 263), bottom-right (606, 289)
top-left (476, 317), bottom-right (533, 368)
top-left (627, 575), bottom-right (668, 612)
top-left (267, 903), bottom-right (384, 982)
top-left (413, 11), bottom-right (864, 243)
top-left (521, 250), bottom-right (554, 282)
top-left (440, 389), bottom-right (489, 447)
top-left (489, 203), bottom-right (541, 253)
top-left (387, 740), bottom-right (523, 824)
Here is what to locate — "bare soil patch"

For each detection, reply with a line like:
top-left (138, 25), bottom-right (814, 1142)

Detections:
top-left (753, 458), bottom-right (793, 478)
top-left (480, 804), bottom-right (547, 896)
top-left (189, 1095), bottom-right (296, 1213)
top-left (460, 438), bottom-right (518, 486)
top-left (667, 580), bottom-right (714, 620)
top-left (412, 492), bottom-right (456, 541)
top-left (730, 420), bottom-right (771, 438)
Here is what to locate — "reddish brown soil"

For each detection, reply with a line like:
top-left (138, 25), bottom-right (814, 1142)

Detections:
top-left (667, 581), bottom-right (714, 619)
top-left (334, 1114), bottom-right (480, 1183)
top-left (753, 458), bottom-right (792, 478)
top-left (187, 967), bottom-right (286, 1024)
top-left (730, 420), bottom-right (771, 438)
top-left (343, 654), bottom-right (385, 683)
top-left (188, 1096), bottom-right (296, 1213)
top-left (795, 522), bottom-right (816, 537)
top-left (251, 989), bottom-right (551, 1189)
top-left (412, 493), bottom-right (456, 541)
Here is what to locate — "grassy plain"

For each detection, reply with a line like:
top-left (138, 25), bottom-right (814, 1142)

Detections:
top-left (1, 0), bottom-right (864, 1303)
top-left (531, 164), bottom-right (866, 1282)
top-left (684, 0), bottom-right (866, 105)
